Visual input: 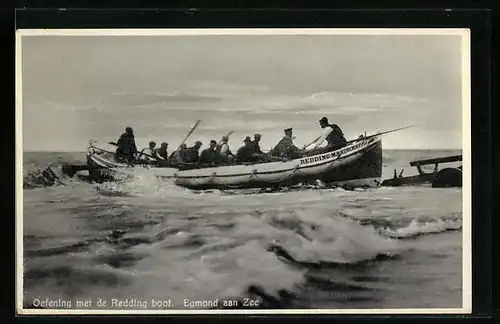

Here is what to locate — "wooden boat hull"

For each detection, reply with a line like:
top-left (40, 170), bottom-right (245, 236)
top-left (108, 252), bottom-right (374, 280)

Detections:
top-left (86, 136), bottom-right (382, 190)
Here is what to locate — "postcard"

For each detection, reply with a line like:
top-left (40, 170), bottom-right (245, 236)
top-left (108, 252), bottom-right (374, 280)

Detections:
top-left (16, 28), bottom-right (471, 315)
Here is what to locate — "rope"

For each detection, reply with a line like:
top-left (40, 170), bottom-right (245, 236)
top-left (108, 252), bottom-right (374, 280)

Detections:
top-left (209, 172), bottom-right (217, 183)
top-left (249, 169), bottom-right (258, 180)
top-left (251, 167), bottom-right (298, 184)
top-left (186, 165), bottom-right (300, 187)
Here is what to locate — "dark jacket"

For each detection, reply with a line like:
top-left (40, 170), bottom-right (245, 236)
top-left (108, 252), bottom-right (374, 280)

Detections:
top-left (184, 146), bottom-right (200, 163)
top-left (169, 148), bottom-right (186, 165)
top-left (326, 124), bottom-right (347, 147)
top-left (199, 148), bottom-right (221, 165)
top-left (250, 140), bottom-right (263, 154)
top-left (271, 136), bottom-right (300, 158)
top-left (116, 133), bottom-right (137, 160)
top-left (155, 147), bottom-right (168, 160)
top-left (237, 145), bottom-right (259, 163)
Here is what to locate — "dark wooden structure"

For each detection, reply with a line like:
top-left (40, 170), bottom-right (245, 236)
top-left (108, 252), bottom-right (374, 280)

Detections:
top-left (381, 154), bottom-right (462, 188)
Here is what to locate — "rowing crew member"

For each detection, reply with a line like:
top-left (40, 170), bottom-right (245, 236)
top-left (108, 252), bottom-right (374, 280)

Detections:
top-left (251, 133), bottom-right (263, 154)
top-left (217, 135), bottom-right (235, 163)
top-left (169, 143), bottom-right (187, 165)
top-left (237, 136), bottom-right (265, 163)
top-left (155, 142), bottom-right (169, 160)
top-left (270, 128), bottom-right (301, 159)
top-left (185, 141), bottom-right (203, 163)
top-left (305, 117), bottom-right (347, 151)
top-left (199, 140), bottom-right (221, 166)
top-left (139, 141), bottom-right (159, 161)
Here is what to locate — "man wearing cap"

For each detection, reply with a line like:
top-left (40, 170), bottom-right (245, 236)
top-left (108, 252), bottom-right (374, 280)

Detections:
top-left (237, 136), bottom-right (262, 163)
top-left (115, 126), bottom-right (138, 164)
top-left (184, 141), bottom-right (203, 163)
top-left (270, 128), bottom-right (301, 159)
top-left (305, 117), bottom-right (347, 151)
top-left (250, 134), bottom-right (263, 155)
top-left (199, 140), bottom-right (221, 166)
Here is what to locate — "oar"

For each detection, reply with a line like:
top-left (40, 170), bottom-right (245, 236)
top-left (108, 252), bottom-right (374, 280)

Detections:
top-left (344, 125), bottom-right (415, 146)
top-left (299, 125), bottom-right (414, 154)
top-left (302, 135), bottom-right (322, 150)
top-left (168, 120), bottom-right (202, 160)
top-left (178, 119), bottom-right (202, 150)
top-left (217, 130), bottom-right (235, 146)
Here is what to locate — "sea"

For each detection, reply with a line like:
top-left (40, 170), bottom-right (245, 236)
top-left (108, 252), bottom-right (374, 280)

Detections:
top-left (21, 149), bottom-right (464, 311)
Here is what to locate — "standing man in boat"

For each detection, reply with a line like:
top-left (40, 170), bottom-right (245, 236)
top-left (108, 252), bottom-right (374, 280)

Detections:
top-left (251, 133), bottom-right (263, 155)
top-left (304, 117), bottom-right (347, 151)
top-left (185, 141), bottom-right (203, 163)
top-left (270, 128), bottom-right (301, 159)
top-left (217, 135), bottom-right (235, 163)
top-left (199, 140), bottom-right (221, 166)
top-left (115, 126), bottom-right (138, 164)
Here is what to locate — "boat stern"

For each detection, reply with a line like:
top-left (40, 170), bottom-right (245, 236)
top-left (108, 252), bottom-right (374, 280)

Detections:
top-left (320, 136), bottom-right (383, 188)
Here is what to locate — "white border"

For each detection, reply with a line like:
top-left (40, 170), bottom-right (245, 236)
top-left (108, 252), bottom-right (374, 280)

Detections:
top-left (15, 28), bottom-right (472, 315)
top-left (461, 29), bottom-right (472, 314)
top-left (15, 30), bottom-right (25, 316)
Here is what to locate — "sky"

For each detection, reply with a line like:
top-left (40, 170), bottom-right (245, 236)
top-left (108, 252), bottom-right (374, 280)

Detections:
top-left (20, 31), bottom-right (466, 151)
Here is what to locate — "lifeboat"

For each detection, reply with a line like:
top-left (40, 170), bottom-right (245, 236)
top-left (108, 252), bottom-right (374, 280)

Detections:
top-left (85, 135), bottom-right (382, 190)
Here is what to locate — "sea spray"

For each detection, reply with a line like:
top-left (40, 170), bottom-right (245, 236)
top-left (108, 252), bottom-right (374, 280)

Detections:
top-left (378, 217), bottom-right (462, 239)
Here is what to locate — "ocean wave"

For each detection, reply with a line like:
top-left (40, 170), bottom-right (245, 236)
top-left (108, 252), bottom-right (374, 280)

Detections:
top-left (23, 166), bottom-right (64, 189)
top-left (26, 207), bottom-right (402, 308)
top-left (94, 169), bottom-right (193, 200)
top-left (378, 218), bottom-right (462, 239)
top-left (338, 208), bottom-right (462, 240)
top-left (23, 163), bottom-right (91, 189)
top-left (229, 208), bottom-right (402, 267)
top-left (24, 262), bottom-right (136, 300)
top-left (23, 177), bottom-right (462, 310)
top-left (22, 152), bottom-right (89, 189)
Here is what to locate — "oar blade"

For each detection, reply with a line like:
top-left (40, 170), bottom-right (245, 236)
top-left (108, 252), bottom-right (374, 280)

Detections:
top-left (182, 120), bottom-right (202, 144)
top-left (169, 120), bottom-right (203, 160)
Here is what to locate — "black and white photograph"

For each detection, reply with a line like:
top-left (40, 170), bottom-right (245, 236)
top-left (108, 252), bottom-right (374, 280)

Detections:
top-left (17, 28), bottom-right (471, 314)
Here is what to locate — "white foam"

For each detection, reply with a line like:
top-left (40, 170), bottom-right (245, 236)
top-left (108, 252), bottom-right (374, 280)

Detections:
top-left (379, 218), bottom-right (462, 239)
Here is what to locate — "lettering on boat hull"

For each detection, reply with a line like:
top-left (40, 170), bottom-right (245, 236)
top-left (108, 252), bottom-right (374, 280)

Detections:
top-left (299, 139), bottom-right (370, 166)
